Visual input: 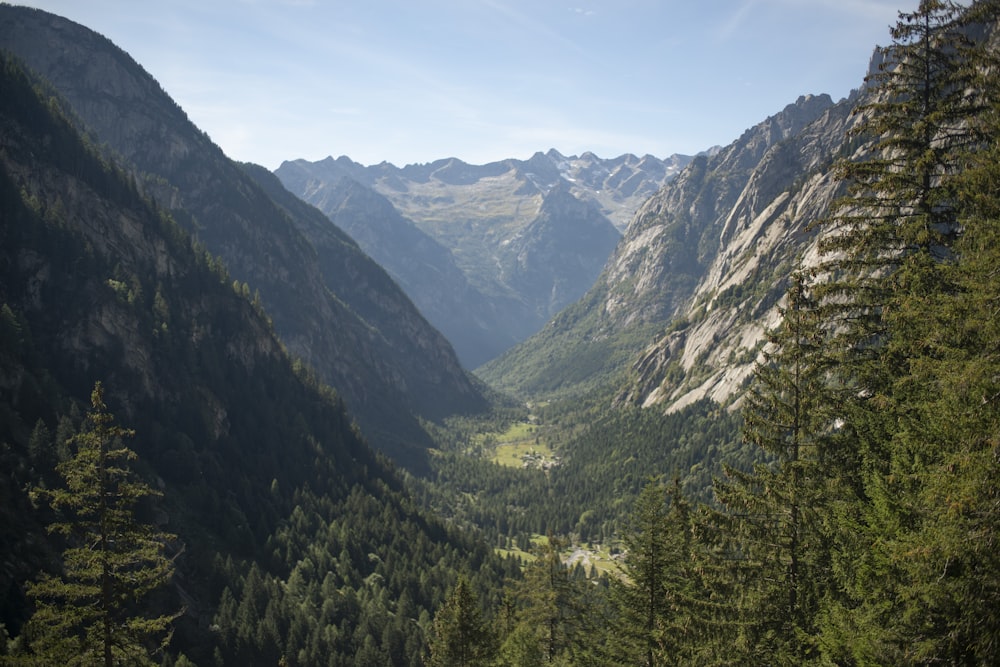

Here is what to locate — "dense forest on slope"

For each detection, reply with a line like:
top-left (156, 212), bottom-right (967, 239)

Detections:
top-left (414, 2), bottom-right (1000, 664)
top-left (0, 53), bottom-right (514, 665)
top-left (413, 400), bottom-right (744, 550)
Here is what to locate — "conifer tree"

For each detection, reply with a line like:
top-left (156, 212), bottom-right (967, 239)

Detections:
top-left (712, 272), bottom-right (832, 664)
top-left (504, 536), bottom-right (584, 665)
top-left (612, 477), bottom-right (698, 667)
top-left (812, 1), bottom-right (984, 660)
top-left (18, 382), bottom-right (179, 666)
top-left (816, 0), bottom-right (972, 410)
top-left (889, 3), bottom-right (1000, 658)
top-left (613, 479), bottom-right (671, 667)
top-left (900, 137), bottom-right (1000, 663)
top-left (427, 576), bottom-right (496, 667)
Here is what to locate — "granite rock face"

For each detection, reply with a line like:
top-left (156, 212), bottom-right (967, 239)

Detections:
top-left (478, 91), bottom-right (875, 408)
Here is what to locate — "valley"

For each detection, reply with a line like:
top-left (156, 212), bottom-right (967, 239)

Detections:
top-left (2, 2), bottom-right (999, 665)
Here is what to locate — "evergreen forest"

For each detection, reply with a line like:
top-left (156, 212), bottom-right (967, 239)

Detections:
top-left (2, 1), bottom-right (1000, 665)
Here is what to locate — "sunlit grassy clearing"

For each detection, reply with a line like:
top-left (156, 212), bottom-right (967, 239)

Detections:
top-left (496, 420), bottom-right (537, 442)
top-left (492, 441), bottom-right (555, 468)
top-left (565, 543), bottom-right (621, 577)
top-left (495, 546), bottom-right (537, 563)
top-left (472, 421), bottom-right (557, 468)
top-left (495, 535), bottom-right (622, 577)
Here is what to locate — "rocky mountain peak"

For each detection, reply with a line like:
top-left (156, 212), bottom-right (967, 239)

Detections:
top-left (517, 152), bottom-right (564, 188)
top-left (498, 181), bottom-right (621, 321)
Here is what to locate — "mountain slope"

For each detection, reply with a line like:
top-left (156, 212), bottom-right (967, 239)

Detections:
top-left (0, 53), bottom-right (508, 663)
top-left (478, 93), bottom-right (846, 401)
top-left (496, 180), bottom-right (623, 322)
top-left (0, 5), bottom-right (488, 464)
top-left (619, 93), bottom-right (857, 411)
top-left (277, 173), bottom-right (518, 367)
top-left (239, 162), bottom-right (488, 413)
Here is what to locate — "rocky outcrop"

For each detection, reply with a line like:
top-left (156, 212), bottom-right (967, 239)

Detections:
top-left (604, 94), bottom-right (836, 327)
top-left (618, 93), bottom-right (858, 411)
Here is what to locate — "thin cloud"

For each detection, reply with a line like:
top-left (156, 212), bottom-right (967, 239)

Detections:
top-left (775, 0), bottom-right (905, 22)
top-left (714, 0), bottom-right (758, 43)
top-left (482, 0), bottom-right (587, 56)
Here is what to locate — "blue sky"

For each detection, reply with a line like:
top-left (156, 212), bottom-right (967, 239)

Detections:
top-left (18, 0), bottom-right (917, 169)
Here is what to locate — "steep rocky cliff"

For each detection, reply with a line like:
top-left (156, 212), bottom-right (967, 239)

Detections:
top-left (0, 6), bottom-right (488, 463)
top-left (618, 93), bottom-right (859, 411)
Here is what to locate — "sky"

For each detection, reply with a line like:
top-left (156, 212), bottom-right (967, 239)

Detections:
top-left (16, 0), bottom-right (919, 169)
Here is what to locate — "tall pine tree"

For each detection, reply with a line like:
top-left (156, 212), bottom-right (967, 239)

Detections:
top-left (17, 382), bottom-right (179, 666)
top-left (612, 477), bottom-right (699, 667)
top-left (889, 2), bottom-right (1000, 659)
top-left (812, 1), bottom-right (985, 661)
top-left (427, 576), bottom-right (496, 667)
top-left (502, 536), bottom-right (588, 665)
top-left (713, 272), bottom-right (833, 664)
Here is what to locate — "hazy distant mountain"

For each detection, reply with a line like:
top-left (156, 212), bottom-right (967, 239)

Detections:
top-left (496, 180), bottom-right (622, 321)
top-left (269, 172), bottom-right (519, 367)
top-left (276, 150), bottom-right (689, 366)
top-left (0, 5), bottom-right (489, 464)
top-left (478, 93), bottom-right (851, 404)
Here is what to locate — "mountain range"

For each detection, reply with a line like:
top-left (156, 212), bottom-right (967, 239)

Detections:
top-left (271, 84), bottom-right (858, 418)
top-left (275, 150), bottom-right (693, 367)
top-left (1, 1), bottom-right (949, 663)
top-left (0, 2), bottom-right (873, 469)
